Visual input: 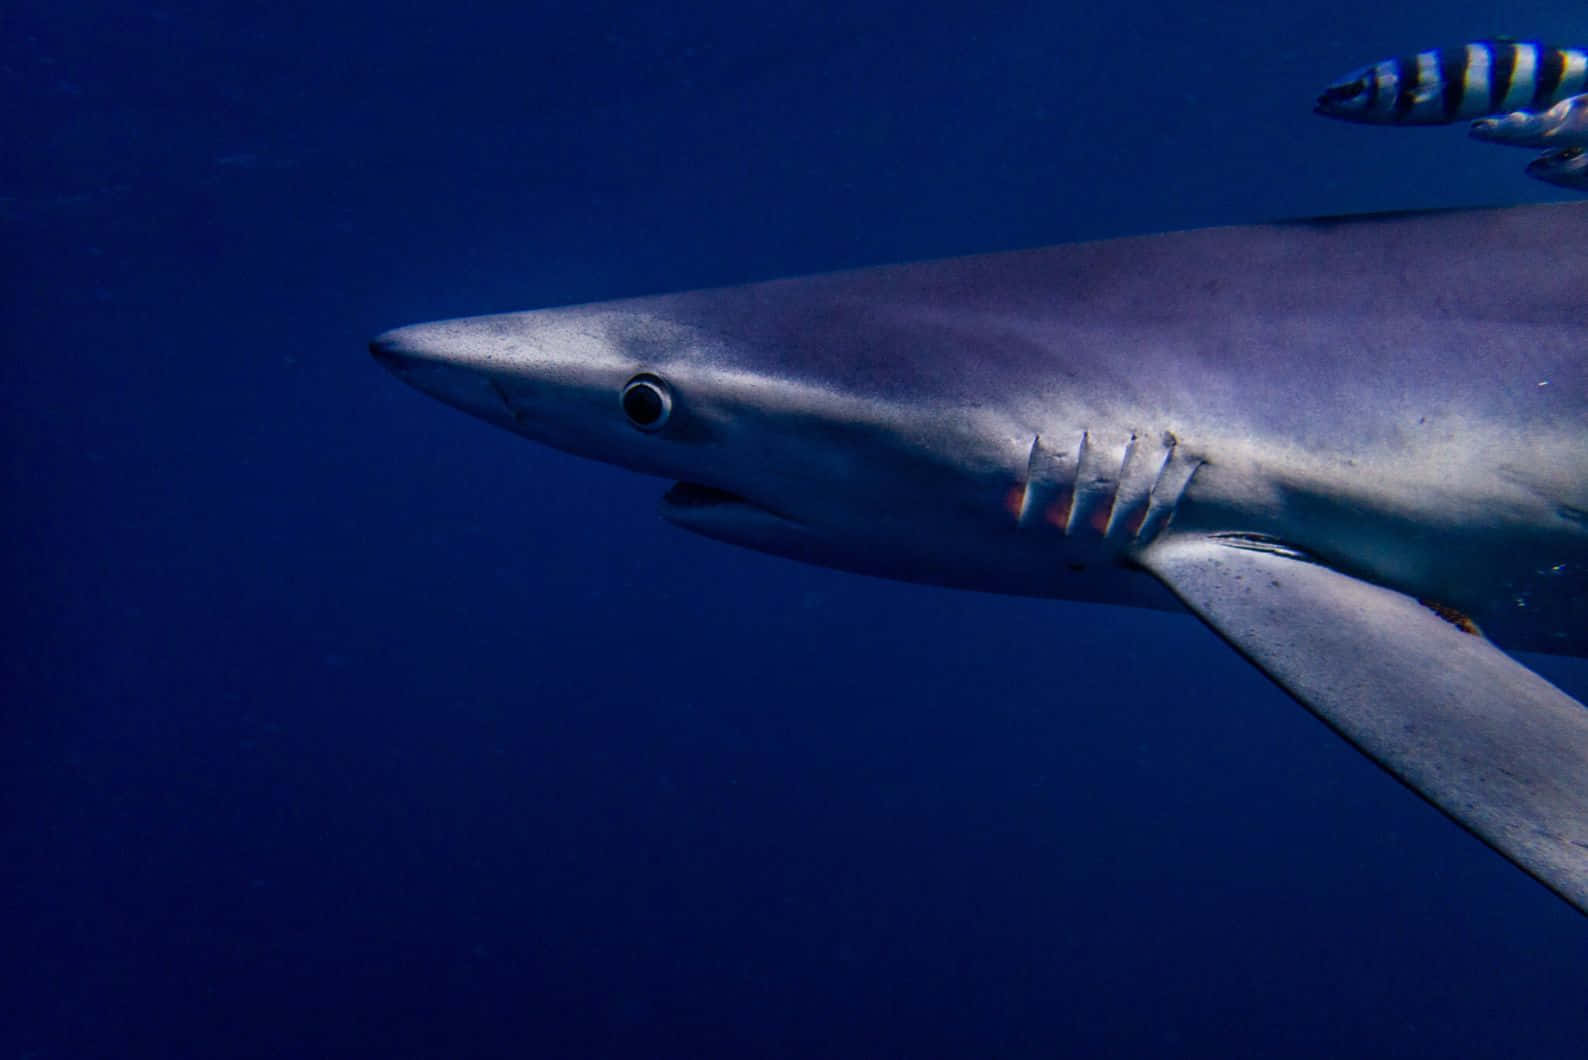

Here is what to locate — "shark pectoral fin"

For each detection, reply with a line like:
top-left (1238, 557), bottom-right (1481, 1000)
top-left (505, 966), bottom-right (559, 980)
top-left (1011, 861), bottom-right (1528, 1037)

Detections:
top-left (1139, 534), bottom-right (1588, 915)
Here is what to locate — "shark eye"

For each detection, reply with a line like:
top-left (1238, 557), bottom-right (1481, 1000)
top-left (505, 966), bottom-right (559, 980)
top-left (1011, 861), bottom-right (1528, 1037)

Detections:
top-left (620, 373), bottom-right (672, 431)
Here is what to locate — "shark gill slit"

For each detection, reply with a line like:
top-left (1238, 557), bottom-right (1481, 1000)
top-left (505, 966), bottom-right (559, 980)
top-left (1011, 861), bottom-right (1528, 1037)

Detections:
top-left (1099, 433), bottom-right (1139, 535)
top-left (1017, 431), bottom-right (1197, 546)
top-left (1066, 431), bottom-right (1116, 535)
top-left (1137, 434), bottom-right (1202, 543)
top-left (1017, 434), bottom-right (1070, 530)
top-left (1013, 439), bottom-right (1037, 525)
top-left (1107, 432), bottom-right (1174, 539)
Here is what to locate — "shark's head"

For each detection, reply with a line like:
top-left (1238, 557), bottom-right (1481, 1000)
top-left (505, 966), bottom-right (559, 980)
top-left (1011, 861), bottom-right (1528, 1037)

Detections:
top-left (369, 280), bottom-right (1089, 595)
top-left (370, 269), bottom-right (1181, 606)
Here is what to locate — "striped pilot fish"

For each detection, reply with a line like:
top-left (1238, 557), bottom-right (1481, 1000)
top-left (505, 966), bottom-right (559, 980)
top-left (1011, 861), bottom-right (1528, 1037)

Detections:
top-left (1526, 145), bottom-right (1588, 190)
top-left (1470, 92), bottom-right (1588, 148)
top-left (1316, 39), bottom-right (1588, 125)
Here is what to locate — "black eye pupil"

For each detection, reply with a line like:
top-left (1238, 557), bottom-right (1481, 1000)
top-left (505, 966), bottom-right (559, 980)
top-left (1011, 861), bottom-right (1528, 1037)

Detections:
top-left (620, 375), bottom-right (672, 430)
top-left (623, 385), bottom-right (663, 424)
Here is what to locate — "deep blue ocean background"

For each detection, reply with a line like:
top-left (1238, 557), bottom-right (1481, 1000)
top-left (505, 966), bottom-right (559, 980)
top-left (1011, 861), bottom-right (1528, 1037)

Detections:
top-left (5, 2), bottom-right (1587, 1056)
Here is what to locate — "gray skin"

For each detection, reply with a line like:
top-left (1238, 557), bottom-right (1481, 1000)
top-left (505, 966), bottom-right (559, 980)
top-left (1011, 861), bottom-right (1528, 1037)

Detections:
top-left (1471, 93), bottom-right (1588, 148)
top-left (373, 204), bottom-right (1588, 912)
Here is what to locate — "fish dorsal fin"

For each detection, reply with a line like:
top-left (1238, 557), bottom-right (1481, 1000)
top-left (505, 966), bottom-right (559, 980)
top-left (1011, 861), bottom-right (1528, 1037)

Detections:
top-left (1140, 533), bottom-right (1588, 914)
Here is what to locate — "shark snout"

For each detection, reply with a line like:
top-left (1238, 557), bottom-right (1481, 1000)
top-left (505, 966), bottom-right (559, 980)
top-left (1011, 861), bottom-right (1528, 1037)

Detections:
top-left (368, 323), bottom-right (515, 426)
top-left (369, 331), bottom-right (407, 368)
top-left (369, 328), bottom-right (432, 378)
top-left (370, 339), bottom-right (412, 389)
top-left (369, 322), bottom-right (498, 396)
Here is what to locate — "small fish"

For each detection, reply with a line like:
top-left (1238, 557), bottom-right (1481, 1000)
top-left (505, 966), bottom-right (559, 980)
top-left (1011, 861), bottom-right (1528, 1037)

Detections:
top-left (1470, 93), bottom-right (1588, 148)
top-left (1316, 40), bottom-right (1588, 125)
top-left (1526, 145), bottom-right (1588, 190)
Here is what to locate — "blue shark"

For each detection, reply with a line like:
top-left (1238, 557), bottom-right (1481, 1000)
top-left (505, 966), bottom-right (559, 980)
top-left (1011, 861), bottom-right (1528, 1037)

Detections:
top-left (372, 204), bottom-right (1588, 914)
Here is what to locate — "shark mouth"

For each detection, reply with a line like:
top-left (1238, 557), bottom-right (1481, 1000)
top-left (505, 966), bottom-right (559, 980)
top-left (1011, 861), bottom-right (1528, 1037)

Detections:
top-left (661, 481), bottom-right (755, 512)
top-left (658, 482), bottom-right (805, 538)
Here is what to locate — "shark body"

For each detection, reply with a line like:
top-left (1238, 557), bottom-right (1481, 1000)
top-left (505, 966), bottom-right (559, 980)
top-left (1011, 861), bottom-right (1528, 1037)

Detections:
top-left (373, 203), bottom-right (1588, 913)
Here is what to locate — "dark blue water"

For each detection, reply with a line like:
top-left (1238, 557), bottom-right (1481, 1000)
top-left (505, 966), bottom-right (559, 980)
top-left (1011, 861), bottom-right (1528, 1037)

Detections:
top-left (6, 3), bottom-right (1586, 1056)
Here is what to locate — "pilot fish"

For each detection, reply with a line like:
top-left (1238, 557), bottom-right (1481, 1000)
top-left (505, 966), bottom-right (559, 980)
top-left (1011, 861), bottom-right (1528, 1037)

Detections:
top-left (1526, 145), bottom-right (1588, 190)
top-left (1470, 92), bottom-right (1588, 148)
top-left (1316, 40), bottom-right (1588, 125)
